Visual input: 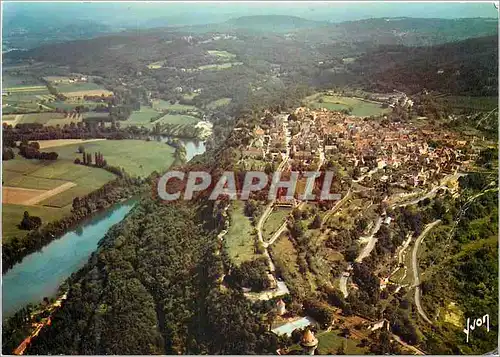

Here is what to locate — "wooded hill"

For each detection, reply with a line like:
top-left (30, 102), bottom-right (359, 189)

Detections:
top-left (350, 35), bottom-right (498, 96)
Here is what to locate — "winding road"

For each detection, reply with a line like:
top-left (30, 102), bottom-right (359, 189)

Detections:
top-left (412, 220), bottom-right (441, 324)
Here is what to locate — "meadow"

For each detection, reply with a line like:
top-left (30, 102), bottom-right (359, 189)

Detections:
top-left (147, 61), bottom-right (165, 69)
top-left (224, 201), bottom-right (263, 265)
top-left (262, 208), bottom-right (290, 242)
top-left (51, 139), bottom-right (176, 177)
top-left (2, 139), bottom-right (176, 241)
top-left (305, 93), bottom-right (390, 117)
top-left (206, 97), bottom-right (232, 109)
top-left (123, 107), bottom-right (162, 127)
top-left (151, 99), bottom-right (197, 112)
top-left (54, 82), bottom-right (103, 93)
top-left (207, 50), bottom-right (237, 59)
top-left (157, 114), bottom-right (199, 126)
top-left (198, 62), bottom-right (243, 71)
top-left (2, 154), bottom-right (115, 241)
top-left (123, 107), bottom-right (199, 129)
top-left (2, 73), bottom-right (45, 89)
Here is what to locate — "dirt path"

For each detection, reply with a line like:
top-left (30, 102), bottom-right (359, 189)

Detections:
top-left (23, 182), bottom-right (76, 206)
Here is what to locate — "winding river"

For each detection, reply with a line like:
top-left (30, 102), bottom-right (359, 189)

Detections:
top-left (2, 138), bottom-right (206, 318)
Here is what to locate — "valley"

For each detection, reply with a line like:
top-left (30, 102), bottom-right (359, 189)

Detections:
top-left (1, 5), bottom-right (498, 356)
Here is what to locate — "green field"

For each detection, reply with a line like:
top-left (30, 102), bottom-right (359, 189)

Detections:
top-left (2, 154), bottom-right (116, 241)
top-left (206, 97), bottom-right (232, 109)
top-left (3, 113), bottom-right (67, 125)
top-left (157, 114), bottom-right (200, 126)
top-left (147, 61), bottom-right (165, 69)
top-left (123, 107), bottom-right (162, 127)
top-left (46, 100), bottom-right (99, 111)
top-left (262, 208), bottom-right (290, 241)
top-left (182, 93), bottom-right (199, 100)
top-left (51, 139), bottom-right (176, 177)
top-left (151, 99), bottom-right (198, 112)
top-left (3, 85), bottom-right (48, 93)
top-left (2, 204), bottom-right (71, 243)
top-left (198, 62), bottom-right (243, 71)
top-left (305, 93), bottom-right (390, 117)
top-left (2, 139), bottom-right (177, 241)
top-left (54, 82), bottom-right (103, 93)
top-left (225, 201), bottom-right (262, 265)
top-left (207, 50), bottom-right (237, 59)
top-left (2, 73), bottom-right (45, 89)
top-left (316, 330), bottom-right (368, 354)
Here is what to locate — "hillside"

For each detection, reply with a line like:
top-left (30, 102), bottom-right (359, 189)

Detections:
top-left (350, 35), bottom-right (498, 96)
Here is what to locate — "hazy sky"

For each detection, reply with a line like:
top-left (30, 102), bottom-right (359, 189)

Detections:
top-left (4, 2), bottom-right (499, 28)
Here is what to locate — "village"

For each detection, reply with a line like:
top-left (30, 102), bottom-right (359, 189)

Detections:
top-left (225, 102), bottom-right (488, 354)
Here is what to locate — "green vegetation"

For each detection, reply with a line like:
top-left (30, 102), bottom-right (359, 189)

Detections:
top-left (123, 107), bottom-right (163, 127)
top-left (6, 200), bottom-right (282, 355)
top-left (418, 190), bottom-right (498, 354)
top-left (53, 82), bottom-right (103, 93)
top-left (2, 154), bottom-right (116, 239)
top-left (224, 201), bottom-right (262, 265)
top-left (317, 330), bottom-right (368, 354)
top-left (2, 204), bottom-right (70, 243)
top-left (207, 50), bottom-right (237, 59)
top-left (147, 61), bottom-right (165, 69)
top-left (198, 62), bottom-right (243, 70)
top-left (182, 92), bottom-right (199, 100)
top-left (305, 93), bottom-right (390, 117)
top-left (2, 139), bottom-right (175, 242)
top-left (151, 99), bottom-right (197, 112)
top-left (262, 208), bottom-right (290, 241)
top-left (157, 114), bottom-right (199, 126)
top-left (2, 74), bottom-right (45, 89)
top-left (51, 139), bottom-right (176, 177)
top-left (206, 97), bottom-right (232, 109)
top-left (437, 96), bottom-right (498, 112)
top-left (2, 113), bottom-right (68, 126)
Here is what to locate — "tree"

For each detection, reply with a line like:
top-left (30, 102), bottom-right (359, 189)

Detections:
top-left (19, 211), bottom-right (42, 230)
top-left (309, 214), bottom-right (322, 229)
top-left (2, 147), bottom-right (15, 161)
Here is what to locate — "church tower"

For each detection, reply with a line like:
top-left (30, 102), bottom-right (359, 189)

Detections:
top-left (300, 329), bottom-right (318, 355)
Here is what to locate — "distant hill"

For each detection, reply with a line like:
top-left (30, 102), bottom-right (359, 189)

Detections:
top-left (225, 15), bottom-right (328, 32)
top-left (350, 35), bottom-right (498, 96)
top-left (2, 13), bottom-right (112, 50)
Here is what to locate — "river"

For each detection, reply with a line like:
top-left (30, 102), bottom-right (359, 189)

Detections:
top-left (149, 136), bottom-right (206, 162)
top-left (2, 138), bottom-right (206, 318)
top-left (2, 200), bottom-right (136, 317)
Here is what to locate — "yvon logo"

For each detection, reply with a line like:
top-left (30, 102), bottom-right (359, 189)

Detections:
top-left (463, 314), bottom-right (490, 343)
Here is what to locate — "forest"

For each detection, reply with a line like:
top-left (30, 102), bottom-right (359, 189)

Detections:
top-left (7, 199), bottom-right (285, 355)
top-left (350, 35), bottom-right (498, 96)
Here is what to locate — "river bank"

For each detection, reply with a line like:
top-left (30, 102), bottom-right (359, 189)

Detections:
top-left (2, 198), bottom-right (137, 317)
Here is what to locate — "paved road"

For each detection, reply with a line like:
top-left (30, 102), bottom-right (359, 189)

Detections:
top-left (412, 220), bottom-right (441, 325)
